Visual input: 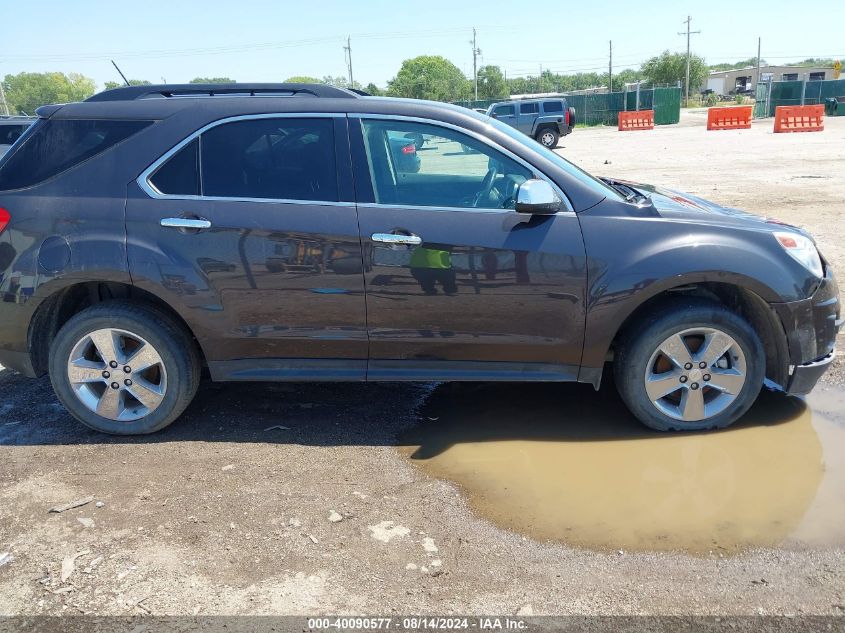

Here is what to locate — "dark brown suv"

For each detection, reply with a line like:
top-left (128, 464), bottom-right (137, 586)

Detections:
top-left (0, 83), bottom-right (838, 434)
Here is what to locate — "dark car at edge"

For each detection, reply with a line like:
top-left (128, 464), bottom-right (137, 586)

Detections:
top-left (0, 83), bottom-right (838, 434)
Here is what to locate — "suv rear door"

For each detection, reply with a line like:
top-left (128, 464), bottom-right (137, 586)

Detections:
top-left (350, 115), bottom-right (587, 380)
top-left (126, 114), bottom-right (368, 380)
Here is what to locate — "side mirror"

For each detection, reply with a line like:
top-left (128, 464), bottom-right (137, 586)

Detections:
top-left (489, 112), bottom-right (498, 119)
top-left (515, 179), bottom-right (562, 215)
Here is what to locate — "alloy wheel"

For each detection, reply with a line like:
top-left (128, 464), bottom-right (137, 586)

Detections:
top-left (644, 327), bottom-right (747, 422)
top-left (66, 328), bottom-right (168, 422)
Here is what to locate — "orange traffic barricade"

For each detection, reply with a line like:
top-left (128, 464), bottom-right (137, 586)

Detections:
top-left (706, 105), bottom-right (753, 130)
top-left (773, 105), bottom-right (825, 133)
top-left (618, 110), bottom-right (654, 131)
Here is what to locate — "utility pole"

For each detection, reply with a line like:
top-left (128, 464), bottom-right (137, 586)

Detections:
top-left (608, 40), bottom-right (613, 93)
top-left (343, 36), bottom-right (354, 88)
top-left (678, 15), bottom-right (701, 107)
top-left (470, 28), bottom-right (481, 100)
top-left (755, 36), bottom-right (762, 91)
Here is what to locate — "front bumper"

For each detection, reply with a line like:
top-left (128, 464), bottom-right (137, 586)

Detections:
top-left (774, 267), bottom-right (841, 395)
top-left (787, 350), bottom-right (836, 395)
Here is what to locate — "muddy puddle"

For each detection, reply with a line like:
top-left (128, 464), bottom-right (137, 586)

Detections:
top-left (398, 383), bottom-right (845, 554)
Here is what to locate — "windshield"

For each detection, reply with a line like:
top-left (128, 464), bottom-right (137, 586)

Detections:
top-left (481, 113), bottom-right (625, 202)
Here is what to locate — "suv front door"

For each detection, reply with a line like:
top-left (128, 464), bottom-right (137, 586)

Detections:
top-left (351, 116), bottom-right (587, 380)
top-left (126, 114), bottom-right (367, 380)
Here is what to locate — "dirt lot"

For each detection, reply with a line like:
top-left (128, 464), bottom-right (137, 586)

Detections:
top-left (1, 112), bottom-right (845, 618)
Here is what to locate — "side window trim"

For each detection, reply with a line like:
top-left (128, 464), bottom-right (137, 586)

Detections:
top-left (137, 112), bottom-right (354, 207)
top-left (348, 113), bottom-right (574, 213)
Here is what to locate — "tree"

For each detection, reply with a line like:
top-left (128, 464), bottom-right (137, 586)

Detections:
top-left (2, 72), bottom-right (96, 115)
top-left (477, 65), bottom-right (508, 100)
top-left (364, 82), bottom-right (383, 96)
top-left (103, 79), bottom-right (151, 90)
top-left (387, 55), bottom-right (470, 102)
top-left (189, 77), bottom-right (236, 84)
top-left (642, 50), bottom-right (707, 92)
top-left (321, 76), bottom-right (362, 90)
top-left (284, 75), bottom-right (324, 84)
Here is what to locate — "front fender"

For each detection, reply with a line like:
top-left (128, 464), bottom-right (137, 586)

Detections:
top-left (578, 209), bottom-right (816, 371)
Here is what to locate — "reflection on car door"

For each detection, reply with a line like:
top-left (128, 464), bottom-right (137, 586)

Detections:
top-left (126, 115), bottom-right (367, 380)
top-left (350, 116), bottom-right (587, 380)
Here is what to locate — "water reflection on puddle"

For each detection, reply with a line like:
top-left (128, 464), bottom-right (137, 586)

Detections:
top-left (399, 383), bottom-right (845, 554)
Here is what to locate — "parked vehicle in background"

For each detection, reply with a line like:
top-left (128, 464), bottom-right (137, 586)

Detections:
top-left (0, 83), bottom-right (838, 436)
top-left (486, 98), bottom-right (575, 148)
top-left (0, 117), bottom-right (36, 157)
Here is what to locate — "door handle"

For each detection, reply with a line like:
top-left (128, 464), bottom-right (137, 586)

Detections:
top-left (371, 233), bottom-right (422, 246)
top-left (161, 217), bottom-right (212, 230)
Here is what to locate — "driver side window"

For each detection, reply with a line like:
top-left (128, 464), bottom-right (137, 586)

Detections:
top-left (360, 119), bottom-right (532, 210)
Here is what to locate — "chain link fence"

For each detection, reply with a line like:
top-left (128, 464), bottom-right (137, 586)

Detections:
top-left (754, 79), bottom-right (845, 118)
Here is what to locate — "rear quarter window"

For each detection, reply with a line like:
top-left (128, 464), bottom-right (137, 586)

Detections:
top-left (0, 119), bottom-right (152, 191)
top-left (543, 101), bottom-right (563, 113)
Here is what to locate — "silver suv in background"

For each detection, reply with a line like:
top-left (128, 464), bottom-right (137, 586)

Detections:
top-left (0, 117), bottom-right (36, 157)
top-left (487, 98), bottom-right (575, 148)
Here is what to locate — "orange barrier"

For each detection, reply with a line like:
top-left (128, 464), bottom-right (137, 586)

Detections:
top-left (773, 105), bottom-right (825, 133)
top-left (706, 105), bottom-right (753, 130)
top-left (618, 110), bottom-right (654, 131)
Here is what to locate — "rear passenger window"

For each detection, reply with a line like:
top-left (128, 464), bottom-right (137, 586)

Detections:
top-left (200, 118), bottom-right (337, 201)
top-left (520, 102), bottom-right (539, 114)
top-left (0, 119), bottom-right (152, 191)
top-left (149, 138), bottom-right (199, 196)
top-left (543, 101), bottom-right (563, 113)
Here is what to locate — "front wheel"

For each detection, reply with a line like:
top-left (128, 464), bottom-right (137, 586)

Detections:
top-left (614, 298), bottom-right (764, 431)
top-left (536, 128), bottom-right (559, 149)
top-left (49, 301), bottom-right (201, 435)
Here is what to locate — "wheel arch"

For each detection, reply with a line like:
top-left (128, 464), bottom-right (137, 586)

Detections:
top-left (27, 281), bottom-right (207, 377)
top-left (581, 277), bottom-right (790, 390)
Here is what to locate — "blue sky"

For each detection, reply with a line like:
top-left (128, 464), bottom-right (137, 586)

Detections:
top-left (3, 0), bottom-right (843, 89)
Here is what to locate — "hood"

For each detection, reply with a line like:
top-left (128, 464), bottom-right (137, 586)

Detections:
top-left (602, 177), bottom-right (807, 235)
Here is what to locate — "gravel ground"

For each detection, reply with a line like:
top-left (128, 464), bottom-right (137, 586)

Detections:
top-left (1, 111), bottom-right (844, 617)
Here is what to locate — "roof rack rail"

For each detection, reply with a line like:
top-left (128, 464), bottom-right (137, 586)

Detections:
top-left (85, 83), bottom-right (360, 102)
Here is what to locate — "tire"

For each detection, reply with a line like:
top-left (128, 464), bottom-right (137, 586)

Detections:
top-left (49, 301), bottom-right (201, 435)
top-left (568, 106), bottom-right (577, 128)
top-left (535, 127), bottom-right (559, 149)
top-left (613, 297), bottom-right (764, 432)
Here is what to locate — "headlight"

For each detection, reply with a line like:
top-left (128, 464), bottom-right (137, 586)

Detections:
top-left (774, 231), bottom-right (823, 278)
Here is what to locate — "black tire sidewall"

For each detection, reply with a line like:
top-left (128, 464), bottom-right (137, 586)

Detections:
top-left (615, 301), bottom-right (764, 431)
top-left (49, 302), bottom-right (199, 435)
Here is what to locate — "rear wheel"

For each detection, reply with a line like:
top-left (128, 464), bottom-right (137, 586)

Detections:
top-left (614, 298), bottom-right (764, 431)
top-left (49, 301), bottom-right (201, 435)
top-left (536, 127), bottom-right (559, 149)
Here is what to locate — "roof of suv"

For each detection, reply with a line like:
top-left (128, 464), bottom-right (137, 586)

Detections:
top-left (37, 82), bottom-right (489, 124)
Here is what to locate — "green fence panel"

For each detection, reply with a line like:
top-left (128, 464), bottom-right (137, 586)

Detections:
top-left (761, 79), bottom-right (845, 116)
top-left (653, 87), bottom-right (681, 125)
